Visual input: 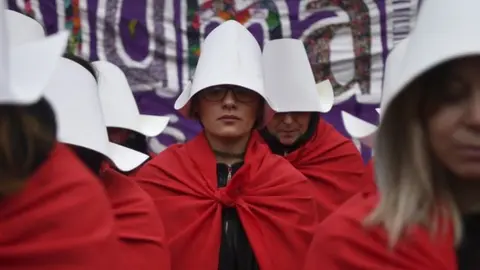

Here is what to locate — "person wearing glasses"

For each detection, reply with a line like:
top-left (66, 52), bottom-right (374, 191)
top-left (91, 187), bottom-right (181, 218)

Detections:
top-left (135, 20), bottom-right (317, 270)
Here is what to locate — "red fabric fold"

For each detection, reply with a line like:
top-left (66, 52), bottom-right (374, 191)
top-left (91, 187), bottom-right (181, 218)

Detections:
top-left (274, 118), bottom-right (370, 220)
top-left (363, 159), bottom-right (377, 192)
top-left (102, 168), bottom-right (171, 270)
top-left (0, 143), bottom-right (118, 269)
top-left (135, 132), bottom-right (317, 270)
top-left (303, 191), bottom-right (457, 270)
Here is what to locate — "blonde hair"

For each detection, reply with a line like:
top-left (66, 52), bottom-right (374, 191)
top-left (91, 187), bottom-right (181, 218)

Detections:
top-left (365, 80), bottom-right (462, 246)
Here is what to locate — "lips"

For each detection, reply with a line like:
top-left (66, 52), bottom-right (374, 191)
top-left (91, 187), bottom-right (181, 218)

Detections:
top-left (218, 115), bottom-right (240, 120)
top-left (455, 144), bottom-right (480, 159)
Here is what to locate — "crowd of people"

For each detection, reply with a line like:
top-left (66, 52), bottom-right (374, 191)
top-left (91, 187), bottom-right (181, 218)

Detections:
top-left (1, 0), bottom-right (479, 269)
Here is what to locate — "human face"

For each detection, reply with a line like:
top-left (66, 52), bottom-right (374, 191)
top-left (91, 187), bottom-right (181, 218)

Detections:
top-left (266, 112), bottom-right (311, 145)
top-left (426, 57), bottom-right (480, 180)
top-left (195, 85), bottom-right (261, 139)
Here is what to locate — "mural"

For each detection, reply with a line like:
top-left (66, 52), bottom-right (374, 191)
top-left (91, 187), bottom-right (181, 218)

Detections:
top-left (8, 0), bottom-right (419, 159)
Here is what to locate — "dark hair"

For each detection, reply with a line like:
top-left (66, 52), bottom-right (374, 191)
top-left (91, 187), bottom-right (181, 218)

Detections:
top-left (63, 53), bottom-right (97, 80)
top-left (62, 53), bottom-right (105, 175)
top-left (0, 98), bottom-right (57, 195)
top-left (107, 127), bottom-right (150, 155)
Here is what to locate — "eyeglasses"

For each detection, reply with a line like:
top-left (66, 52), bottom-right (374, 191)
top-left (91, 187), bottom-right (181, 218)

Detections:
top-left (199, 86), bottom-right (258, 103)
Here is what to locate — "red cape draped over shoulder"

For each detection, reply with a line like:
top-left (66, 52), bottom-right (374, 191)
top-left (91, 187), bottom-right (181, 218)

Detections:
top-left (363, 159), bottom-right (378, 192)
top-left (0, 143), bottom-right (118, 269)
top-left (101, 168), bottom-right (171, 270)
top-left (303, 190), bottom-right (457, 270)
top-left (135, 132), bottom-right (317, 270)
top-left (276, 118), bottom-right (370, 220)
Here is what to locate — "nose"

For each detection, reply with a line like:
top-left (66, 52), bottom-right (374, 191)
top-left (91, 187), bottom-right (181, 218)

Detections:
top-left (222, 90), bottom-right (236, 108)
top-left (283, 113), bottom-right (293, 124)
top-left (465, 91), bottom-right (480, 130)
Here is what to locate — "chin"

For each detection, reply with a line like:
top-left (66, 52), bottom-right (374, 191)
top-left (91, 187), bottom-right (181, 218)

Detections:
top-left (453, 165), bottom-right (480, 180)
top-left (213, 128), bottom-right (249, 139)
top-left (279, 136), bottom-right (299, 146)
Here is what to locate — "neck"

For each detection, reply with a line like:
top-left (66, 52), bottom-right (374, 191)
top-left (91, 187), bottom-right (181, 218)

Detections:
top-left (451, 178), bottom-right (480, 214)
top-left (205, 131), bottom-right (250, 165)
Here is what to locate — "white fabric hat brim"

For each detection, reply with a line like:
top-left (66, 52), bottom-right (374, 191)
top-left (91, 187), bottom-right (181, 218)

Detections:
top-left (106, 142), bottom-right (149, 172)
top-left (5, 31), bottom-right (69, 104)
top-left (341, 111), bottom-right (378, 148)
top-left (382, 0), bottom-right (480, 114)
top-left (111, 114), bottom-right (170, 137)
top-left (316, 79), bottom-right (334, 113)
top-left (174, 80), bottom-right (192, 116)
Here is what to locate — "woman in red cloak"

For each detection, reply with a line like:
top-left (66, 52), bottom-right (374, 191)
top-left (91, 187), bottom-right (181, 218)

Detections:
top-left (0, 10), bottom-right (119, 269)
top-left (91, 60), bottom-right (170, 176)
top-left (259, 39), bottom-right (369, 221)
top-left (135, 20), bottom-right (317, 270)
top-left (43, 54), bottom-right (171, 270)
top-left (304, 1), bottom-right (480, 269)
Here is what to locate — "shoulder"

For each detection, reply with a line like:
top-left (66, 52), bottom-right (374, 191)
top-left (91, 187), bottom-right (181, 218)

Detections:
top-left (28, 144), bottom-right (112, 210)
top-left (149, 143), bottom-right (185, 165)
top-left (261, 150), bottom-right (309, 181)
top-left (101, 169), bottom-right (166, 240)
top-left (304, 192), bottom-right (386, 269)
top-left (0, 144), bottom-right (116, 259)
top-left (103, 169), bottom-right (156, 212)
top-left (136, 143), bottom-right (186, 176)
top-left (305, 191), bottom-right (457, 270)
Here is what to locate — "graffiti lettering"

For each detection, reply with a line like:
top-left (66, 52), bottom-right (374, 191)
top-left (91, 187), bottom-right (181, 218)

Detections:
top-left (185, 0), bottom-right (283, 77)
top-left (8, 0), bottom-right (401, 157)
top-left (299, 0), bottom-right (375, 103)
top-left (94, 0), bottom-right (179, 97)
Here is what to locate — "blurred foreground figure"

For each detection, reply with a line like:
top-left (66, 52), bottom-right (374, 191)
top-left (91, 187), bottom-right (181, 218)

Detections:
top-left (0, 8), bottom-right (120, 270)
top-left (304, 0), bottom-right (480, 269)
top-left (9, 10), bottom-right (171, 269)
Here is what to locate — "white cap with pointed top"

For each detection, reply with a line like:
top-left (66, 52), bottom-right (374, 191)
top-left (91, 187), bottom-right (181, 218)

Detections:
top-left (44, 58), bottom-right (149, 172)
top-left (174, 20), bottom-right (274, 124)
top-left (5, 11), bottom-right (149, 171)
top-left (0, 6), bottom-right (69, 104)
top-left (92, 60), bottom-right (170, 137)
top-left (383, 0), bottom-right (480, 115)
top-left (262, 38), bottom-right (334, 113)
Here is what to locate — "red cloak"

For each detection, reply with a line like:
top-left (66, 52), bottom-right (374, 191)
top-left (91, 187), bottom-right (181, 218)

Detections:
top-left (135, 132), bottom-right (317, 270)
top-left (363, 159), bottom-right (378, 192)
top-left (101, 168), bottom-right (171, 270)
top-left (274, 118), bottom-right (370, 221)
top-left (303, 191), bottom-right (457, 270)
top-left (0, 143), bottom-right (118, 269)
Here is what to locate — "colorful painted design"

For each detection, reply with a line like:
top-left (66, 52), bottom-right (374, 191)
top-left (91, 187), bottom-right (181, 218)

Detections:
top-left (65, 0), bottom-right (82, 54)
top-left (304, 0), bottom-right (372, 96)
top-left (187, 0), bottom-right (281, 77)
top-left (7, 0), bottom-right (418, 160)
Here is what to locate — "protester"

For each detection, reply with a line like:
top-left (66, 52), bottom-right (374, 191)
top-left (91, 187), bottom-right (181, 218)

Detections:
top-left (0, 8), bottom-right (120, 269)
top-left (260, 38), bottom-right (368, 220)
top-left (135, 20), bottom-right (317, 270)
top-left (304, 0), bottom-right (480, 268)
top-left (44, 54), bottom-right (171, 270)
top-left (92, 60), bottom-right (169, 173)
